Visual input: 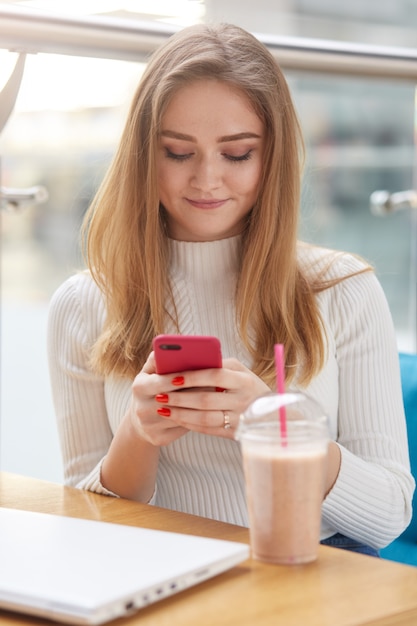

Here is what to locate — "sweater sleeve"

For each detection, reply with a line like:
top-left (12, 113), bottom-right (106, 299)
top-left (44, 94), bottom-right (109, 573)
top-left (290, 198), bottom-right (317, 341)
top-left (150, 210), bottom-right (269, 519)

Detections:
top-left (47, 273), bottom-right (117, 495)
top-left (320, 257), bottom-right (415, 548)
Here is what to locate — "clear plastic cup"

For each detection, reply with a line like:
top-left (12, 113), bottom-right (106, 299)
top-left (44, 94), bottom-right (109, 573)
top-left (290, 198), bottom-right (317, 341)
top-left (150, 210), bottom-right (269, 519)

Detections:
top-left (236, 392), bottom-right (329, 564)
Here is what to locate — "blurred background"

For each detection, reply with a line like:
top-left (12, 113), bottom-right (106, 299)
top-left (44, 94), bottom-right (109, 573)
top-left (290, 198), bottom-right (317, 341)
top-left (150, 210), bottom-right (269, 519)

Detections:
top-left (0, 0), bottom-right (416, 482)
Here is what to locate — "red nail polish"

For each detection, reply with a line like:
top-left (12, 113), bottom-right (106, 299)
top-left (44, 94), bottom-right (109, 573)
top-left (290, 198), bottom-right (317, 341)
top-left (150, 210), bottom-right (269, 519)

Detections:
top-left (155, 393), bottom-right (169, 403)
top-left (157, 407), bottom-right (171, 417)
top-left (215, 387), bottom-right (226, 393)
top-left (171, 376), bottom-right (185, 386)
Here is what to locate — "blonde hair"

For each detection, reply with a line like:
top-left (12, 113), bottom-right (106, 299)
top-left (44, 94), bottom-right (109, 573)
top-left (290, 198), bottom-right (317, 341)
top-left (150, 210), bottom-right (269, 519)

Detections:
top-left (82, 23), bottom-right (369, 386)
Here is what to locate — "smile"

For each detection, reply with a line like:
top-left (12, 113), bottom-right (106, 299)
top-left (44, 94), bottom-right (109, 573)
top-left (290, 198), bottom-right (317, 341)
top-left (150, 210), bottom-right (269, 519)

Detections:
top-left (186, 198), bottom-right (228, 209)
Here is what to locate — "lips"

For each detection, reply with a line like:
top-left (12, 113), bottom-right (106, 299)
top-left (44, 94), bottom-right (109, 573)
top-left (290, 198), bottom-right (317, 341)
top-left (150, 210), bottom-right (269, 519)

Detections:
top-left (186, 198), bottom-right (228, 209)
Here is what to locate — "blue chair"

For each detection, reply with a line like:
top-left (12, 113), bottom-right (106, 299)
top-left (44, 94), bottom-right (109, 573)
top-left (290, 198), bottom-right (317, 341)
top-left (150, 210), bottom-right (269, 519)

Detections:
top-left (380, 352), bottom-right (417, 566)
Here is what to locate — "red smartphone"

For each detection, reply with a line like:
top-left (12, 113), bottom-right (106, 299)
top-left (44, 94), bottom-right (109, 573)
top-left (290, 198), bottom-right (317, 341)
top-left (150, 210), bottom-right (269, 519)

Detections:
top-left (153, 335), bottom-right (222, 375)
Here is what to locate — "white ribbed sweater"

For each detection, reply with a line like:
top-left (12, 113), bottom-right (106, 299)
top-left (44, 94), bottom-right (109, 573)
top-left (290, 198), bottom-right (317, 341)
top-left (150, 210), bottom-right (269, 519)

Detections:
top-left (47, 236), bottom-right (415, 548)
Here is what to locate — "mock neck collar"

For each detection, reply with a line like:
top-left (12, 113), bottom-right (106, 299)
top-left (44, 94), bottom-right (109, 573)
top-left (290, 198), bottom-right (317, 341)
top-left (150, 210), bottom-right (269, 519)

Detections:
top-left (168, 236), bottom-right (241, 280)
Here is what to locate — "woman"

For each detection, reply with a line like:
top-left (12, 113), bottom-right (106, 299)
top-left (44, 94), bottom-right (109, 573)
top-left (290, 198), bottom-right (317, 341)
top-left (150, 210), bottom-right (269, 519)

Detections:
top-left (47, 23), bottom-right (414, 555)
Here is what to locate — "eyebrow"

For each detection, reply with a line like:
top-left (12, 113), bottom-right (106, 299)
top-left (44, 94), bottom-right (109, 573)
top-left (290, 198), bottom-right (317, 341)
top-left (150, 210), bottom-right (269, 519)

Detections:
top-left (160, 130), bottom-right (262, 142)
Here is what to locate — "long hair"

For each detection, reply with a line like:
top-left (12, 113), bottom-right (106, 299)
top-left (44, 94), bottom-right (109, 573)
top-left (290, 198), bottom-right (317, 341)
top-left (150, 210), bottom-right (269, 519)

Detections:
top-left (82, 22), bottom-right (369, 386)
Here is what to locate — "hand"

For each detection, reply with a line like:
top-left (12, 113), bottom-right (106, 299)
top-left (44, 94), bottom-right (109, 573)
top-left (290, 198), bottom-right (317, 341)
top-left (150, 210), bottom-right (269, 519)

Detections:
top-left (103, 355), bottom-right (270, 502)
top-left (147, 356), bottom-right (271, 439)
top-left (128, 352), bottom-right (189, 447)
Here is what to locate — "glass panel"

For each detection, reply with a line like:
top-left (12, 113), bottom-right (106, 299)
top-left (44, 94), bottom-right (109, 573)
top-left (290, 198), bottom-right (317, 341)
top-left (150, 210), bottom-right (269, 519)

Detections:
top-left (0, 52), bottom-right (145, 481)
top-left (291, 74), bottom-right (416, 351)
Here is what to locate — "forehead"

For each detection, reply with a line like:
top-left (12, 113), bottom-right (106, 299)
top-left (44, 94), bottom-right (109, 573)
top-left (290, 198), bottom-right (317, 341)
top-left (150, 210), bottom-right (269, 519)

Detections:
top-left (161, 80), bottom-right (264, 135)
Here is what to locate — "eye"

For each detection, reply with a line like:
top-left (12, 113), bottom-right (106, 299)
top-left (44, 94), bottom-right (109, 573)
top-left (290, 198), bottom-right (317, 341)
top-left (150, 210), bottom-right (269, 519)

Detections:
top-left (165, 148), bottom-right (193, 161)
top-left (223, 150), bottom-right (253, 162)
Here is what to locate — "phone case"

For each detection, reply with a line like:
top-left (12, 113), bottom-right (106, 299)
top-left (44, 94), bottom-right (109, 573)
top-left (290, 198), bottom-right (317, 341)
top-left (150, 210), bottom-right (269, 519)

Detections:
top-left (153, 335), bottom-right (222, 374)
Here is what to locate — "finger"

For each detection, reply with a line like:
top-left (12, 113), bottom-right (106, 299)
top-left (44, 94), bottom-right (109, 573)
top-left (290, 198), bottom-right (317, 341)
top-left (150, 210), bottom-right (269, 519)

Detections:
top-left (155, 388), bottom-right (226, 411)
top-left (131, 402), bottom-right (189, 445)
top-left (164, 361), bottom-right (246, 392)
top-left (141, 351), bottom-right (156, 374)
top-left (161, 369), bottom-right (226, 391)
top-left (160, 405), bottom-right (237, 437)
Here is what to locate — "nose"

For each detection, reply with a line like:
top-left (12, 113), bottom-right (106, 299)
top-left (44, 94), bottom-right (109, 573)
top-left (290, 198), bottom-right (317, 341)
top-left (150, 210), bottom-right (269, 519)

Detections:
top-left (190, 155), bottom-right (222, 191)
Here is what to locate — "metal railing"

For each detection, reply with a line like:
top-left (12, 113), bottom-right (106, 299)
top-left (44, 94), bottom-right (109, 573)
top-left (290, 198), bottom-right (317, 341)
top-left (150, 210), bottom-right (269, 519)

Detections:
top-left (370, 190), bottom-right (417, 215)
top-left (0, 185), bottom-right (48, 212)
top-left (0, 5), bottom-right (417, 81)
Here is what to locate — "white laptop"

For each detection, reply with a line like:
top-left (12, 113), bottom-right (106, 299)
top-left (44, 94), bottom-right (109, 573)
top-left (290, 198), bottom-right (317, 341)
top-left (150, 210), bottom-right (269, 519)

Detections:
top-left (0, 507), bottom-right (249, 625)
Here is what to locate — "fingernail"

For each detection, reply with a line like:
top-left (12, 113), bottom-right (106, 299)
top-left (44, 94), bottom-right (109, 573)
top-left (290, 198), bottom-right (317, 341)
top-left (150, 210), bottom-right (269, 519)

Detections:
top-left (215, 387), bottom-right (226, 393)
top-left (171, 376), bottom-right (185, 386)
top-left (157, 407), bottom-right (171, 417)
top-left (155, 393), bottom-right (169, 403)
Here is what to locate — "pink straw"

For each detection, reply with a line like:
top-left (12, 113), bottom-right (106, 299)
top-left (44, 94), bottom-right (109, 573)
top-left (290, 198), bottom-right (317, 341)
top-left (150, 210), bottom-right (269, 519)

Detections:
top-left (274, 343), bottom-right (287, 443)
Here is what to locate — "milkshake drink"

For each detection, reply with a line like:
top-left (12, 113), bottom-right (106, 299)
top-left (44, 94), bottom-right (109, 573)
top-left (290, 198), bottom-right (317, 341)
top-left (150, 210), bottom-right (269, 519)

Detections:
top-left (237, 393), bottom-right (329, 565)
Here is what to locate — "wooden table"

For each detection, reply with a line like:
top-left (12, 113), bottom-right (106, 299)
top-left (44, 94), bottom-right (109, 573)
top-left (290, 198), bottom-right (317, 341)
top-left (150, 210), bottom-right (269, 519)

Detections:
top-left (1, 472), bottom-right (417, 626)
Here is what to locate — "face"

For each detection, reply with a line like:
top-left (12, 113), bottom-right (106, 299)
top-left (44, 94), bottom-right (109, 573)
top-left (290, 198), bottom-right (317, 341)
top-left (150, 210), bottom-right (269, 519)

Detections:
top-left (157, 80), bottom-right (265, 242)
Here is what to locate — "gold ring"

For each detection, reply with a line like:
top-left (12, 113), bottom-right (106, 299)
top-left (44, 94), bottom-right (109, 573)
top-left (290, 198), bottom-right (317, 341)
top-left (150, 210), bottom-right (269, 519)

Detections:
top-left (223, 411), bottom-right (231, 430)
